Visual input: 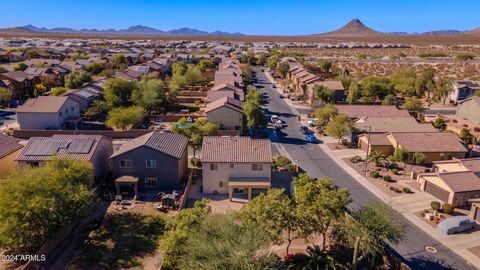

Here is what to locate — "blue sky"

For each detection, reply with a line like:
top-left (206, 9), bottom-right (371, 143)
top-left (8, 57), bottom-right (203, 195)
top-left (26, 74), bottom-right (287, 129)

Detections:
top-left (1, 0), bottom-right (479, 35)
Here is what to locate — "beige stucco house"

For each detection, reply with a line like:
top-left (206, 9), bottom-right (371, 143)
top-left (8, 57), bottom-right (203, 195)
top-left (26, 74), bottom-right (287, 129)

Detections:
top-left (0, 133), bottom-right (23, 178)
top-left (205, 96), bottom-right (244, 133)
top-left (200, 136), bottom-right (272, 201)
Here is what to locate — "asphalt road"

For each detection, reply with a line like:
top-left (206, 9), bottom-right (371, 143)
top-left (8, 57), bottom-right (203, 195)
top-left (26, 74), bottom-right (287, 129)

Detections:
top-left (253, 66), bottom-right (475, 270)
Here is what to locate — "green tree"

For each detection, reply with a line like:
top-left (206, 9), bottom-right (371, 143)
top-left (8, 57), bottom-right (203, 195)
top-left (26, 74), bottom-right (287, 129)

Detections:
top-left (112, 53), bottom-right (127, 70)
top-left (0, 87), bottom-right (11, 104)
top-left (347, 82), bottom-right (362, 104)
top-left (241, 50), bottom-right (256, 64)
top-left (413, 152), bottom-right (427, 166)
top-left (246, 85), bottom-right (263, 105)
top-left (394, 148), bottom-right (409, 174)
top-left (433, 117), bottom-right (446, 130)
top-left (401, 97), bottom-right (424, 113)
top-left (460, 128), bottom-right (472, 144)
top-left (160, 199), bottom-right (210, 269)
top-left (382, 94), bottom-right (398, 105)
top-left (14, 62), bottom-right (28, 71)
top-left (276, 62), bottom-right (290, 79)
top-left (455, 52), bottom-right (475, 61)
top-left (266, 55), bottom-right (280, 69)
top-left (103, 77), bottom-right (135, 107)
top-left (313, 85), bottom-right (334, 106)
top-left (170, 73), bottom-right (187, 91)
top-left (314, 103), bottom-right (338, 127)
top-left (171, 117), bottom-right (218, 157)
top-left (335, 203), bottom-right (406, 269)
top-left (184, 66), bottom-right (204, 86)
top-left (65, 70), bottom-right (92, 89)
top-left (0, 66), bottom-right (8, 73)
top-left (49, 87), bottom-right (66, 96)
top-left (106, 106), bottom-right (145, 130)
top-left (241, 189), bottom-right (305, 255)
top-left (294, 173), bottom-right (352, 250)
top-left (325, 114), bottom-right (354, 144)
top-left (198, 59), bottom-right (214, 71)
top-left (434, 79), bottom-right (453, 105)
top-left (172, 61), bottom-right (187, 76)
top-left (368, 150), bottom-right (386, 167)
top-left (99, 69), bottom-right (115, 78)
top-left (83, 100), bottom-right (111, 121)
top-left (319, 60), bottom-right (333, 72)
top-left (256, 52), bottom-right (268, 66)
top-left (85, 62), bottom-right (106, 74)
top-left (244, 100), bottom-right (266, 132)
top-left (178, 214), bottom-right (278, 270)
top-left (132, 79), bottom-right (167, 113)
top-left (0, 159), bottom-right (95, 253)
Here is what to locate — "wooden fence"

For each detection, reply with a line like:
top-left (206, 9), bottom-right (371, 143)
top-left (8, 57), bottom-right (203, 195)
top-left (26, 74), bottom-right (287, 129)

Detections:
top-left (178, 169), bottom-right (194, 210)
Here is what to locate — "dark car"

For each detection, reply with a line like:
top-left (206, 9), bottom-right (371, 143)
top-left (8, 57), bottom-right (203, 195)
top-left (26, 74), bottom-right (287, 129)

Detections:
top-left (300, 126), bottom-right (311, 134)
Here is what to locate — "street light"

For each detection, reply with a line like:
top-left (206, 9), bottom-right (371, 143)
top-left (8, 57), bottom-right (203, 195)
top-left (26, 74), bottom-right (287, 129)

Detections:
top-left (363, 125), bottom-right (372, 177)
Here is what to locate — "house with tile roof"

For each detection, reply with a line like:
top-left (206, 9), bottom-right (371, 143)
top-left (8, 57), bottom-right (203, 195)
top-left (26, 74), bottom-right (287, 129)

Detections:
top-left (417, 158), bottom-right (480, 206)
top-left (16, 134), bottom-right (113, 183)
top-left (110, 131), bottom-right (189, 198)
top-left (0, 71), bottom-right (37, 99)
top-left (200, 136), bottom-right (272, 201)
top-left (16, 96), bottom-right (81, 130)
top-left (0, 133), bottom-right (23, 177)
top-left (205, 96), bottom-right (244, 133)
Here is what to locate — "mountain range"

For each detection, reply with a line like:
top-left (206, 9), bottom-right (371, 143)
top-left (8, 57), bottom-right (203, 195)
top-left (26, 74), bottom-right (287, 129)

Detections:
top-left (18, 24), bottom-right (244, 36)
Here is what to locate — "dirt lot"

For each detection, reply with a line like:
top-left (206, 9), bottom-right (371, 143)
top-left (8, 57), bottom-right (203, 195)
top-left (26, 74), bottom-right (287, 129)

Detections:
top-left (2, 31), bottom-right (480, 45)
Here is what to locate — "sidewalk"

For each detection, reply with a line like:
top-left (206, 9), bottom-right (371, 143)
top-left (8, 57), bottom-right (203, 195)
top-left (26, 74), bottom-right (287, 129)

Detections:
top-left (264, 70), bottom-right (480, 268)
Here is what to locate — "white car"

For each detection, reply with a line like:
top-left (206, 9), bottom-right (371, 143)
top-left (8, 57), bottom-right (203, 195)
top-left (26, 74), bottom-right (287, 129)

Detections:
top-left (270, 115), bottom-right (279, 123)
top-left (307, 119), bottom-right (318, 127)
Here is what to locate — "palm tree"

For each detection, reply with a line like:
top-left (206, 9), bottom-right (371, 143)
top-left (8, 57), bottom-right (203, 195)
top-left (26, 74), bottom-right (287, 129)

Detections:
top-left (368, 151), bottom-right (386, 167)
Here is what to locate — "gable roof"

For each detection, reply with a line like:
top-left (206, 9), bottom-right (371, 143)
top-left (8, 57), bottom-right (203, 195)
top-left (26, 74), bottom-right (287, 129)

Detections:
top-left (205, 96), bottom-right (243, 113)
top-left (0, 133), bottom-right (22, 159)
top-left (16, 135), bottom-right (108, 162)
top-left (110, 131), bottom-right (188, 159)
top-left (0, 71), bottom-right (34, 82)
top-left (438, 171), bottom-right (480, 192)
top-left (201, 136), bottom-right (272, 163)
top-left (389, 132), bottom-right (467, 153)
top-left (355, 116), bottom-right (437, 133)
top-left (16, 96), bottom-right (74, 113)
top-left (336, 105), bottom-right (411, 119)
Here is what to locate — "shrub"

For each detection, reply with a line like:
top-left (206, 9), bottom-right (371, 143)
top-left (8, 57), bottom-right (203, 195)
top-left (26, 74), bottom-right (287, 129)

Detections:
top-left (442, 203), bottom-right (454, 215)
top-left (462, 124), bottom-right (469, 128)
top-left (389, 186), bottom-right (402, 193)
top-left (389, 162), bottom-right (399, 169)
top-left (350, 155), bottom-right (362, 163)
top-left (369, 171), bottom-right (380, 178)
top-left (391, 168), bottom-right (399, 175)
top-left (284, 164), bottom-right (296, 172)
top-left (402, 187), bottom-right (413, 193)
top-left (190, 157), bottom-right (201, 168)
top-left (431, 201), bottom-right (441, 211)
top-left (420, 212), bottom-right (425, 217)
top-left (383, 175), bottom-right (392, 182)
top-left (474, 127), bottom-right (480, 132)
top-left (276, 156), bottom-right (292, 167)
top-left (452, 119), bottom-right (458, 123)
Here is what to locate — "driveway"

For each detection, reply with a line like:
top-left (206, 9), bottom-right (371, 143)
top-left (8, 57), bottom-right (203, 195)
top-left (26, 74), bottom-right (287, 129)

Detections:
top-left (254, 66), bottom-right (477, 270)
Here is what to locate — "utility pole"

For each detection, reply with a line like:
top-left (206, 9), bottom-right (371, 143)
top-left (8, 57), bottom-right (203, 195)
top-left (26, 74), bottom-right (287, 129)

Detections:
top-left (363, 126), bottom-right (372, 177)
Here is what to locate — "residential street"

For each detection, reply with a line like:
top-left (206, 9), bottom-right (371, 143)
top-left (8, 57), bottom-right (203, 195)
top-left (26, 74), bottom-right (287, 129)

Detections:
top-left (253, 66), bottom-right (475, 270)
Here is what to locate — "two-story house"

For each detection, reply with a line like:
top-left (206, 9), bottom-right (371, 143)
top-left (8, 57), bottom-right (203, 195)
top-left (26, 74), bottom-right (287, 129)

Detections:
top-left (450, 80), bottom-right (480, 103)
top-left (205, 96), bottom-right (244, 133)
top-left (16, 96), bottom-right (81, 130)
top-left (201, 136), bottom-right (272, 201)
top-left (110, 131), bottom-right (189, 199)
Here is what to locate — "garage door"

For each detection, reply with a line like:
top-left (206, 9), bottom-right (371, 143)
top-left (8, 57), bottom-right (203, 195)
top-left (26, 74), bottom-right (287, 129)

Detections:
top-left (425, 181), bottom-right (450, 202)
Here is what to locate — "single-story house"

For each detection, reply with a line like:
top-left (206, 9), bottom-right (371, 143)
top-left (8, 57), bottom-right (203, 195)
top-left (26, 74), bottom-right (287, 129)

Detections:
top-left (16, 135), bottom-right (113, 183)
top-left (201, 136), bottom-right (272, 201)
top-left (417, 158), bottom-right (480, 206)
top-left (387, 132), bottom-right (468, 164)
top-left (110, 131), bottom-right (189, 198)
top-left (336, 105), bottom-right (411, 119)
top-left (0, 133), bottom-right (23, 177)
top-left (16, 96), bottom-right (81, 130)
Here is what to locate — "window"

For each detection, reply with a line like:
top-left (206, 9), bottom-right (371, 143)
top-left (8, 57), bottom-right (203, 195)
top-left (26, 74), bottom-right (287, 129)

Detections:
top-left (66, 109), bottom-right (69, 114)
top-left (252, 164), bottom-right (263, 171)
top-left (145, 177), bottom-right (158, 187)
top-left (146, 160), bottom-right (157, 168)
top-left (71, 106), bottom-right (74, 111)
top-left (210, 163), bottom-right (218, 171)
top-left (119, 159), bottom-right (132, 168)
top-left (59, 112), bottom-right (62, 117)
top-left (230, 163), bottom-right (234, 169)
top-left (219, 181), bottom-right (224, 188)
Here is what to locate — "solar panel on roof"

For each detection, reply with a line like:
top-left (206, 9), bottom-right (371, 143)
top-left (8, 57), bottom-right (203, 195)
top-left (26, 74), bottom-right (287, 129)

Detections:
top-left (67, 138), bottom-right (95, 154)
top-left (24, 141), bottom-right (69, 156)
top-left (76, 90), bottom-right (95, 99)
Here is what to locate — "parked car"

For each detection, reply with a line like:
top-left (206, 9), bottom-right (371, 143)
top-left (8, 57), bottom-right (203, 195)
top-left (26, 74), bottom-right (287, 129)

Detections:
top-left (279, 94), bottom-right (285, 98)
top-left (271, 115), bottom-right (279, 123)
top-left (272, 84), bottom-right (277, 88)
top-left (305, 134), bottom-right (318, 143)
top-left (300, 126), bottom-right (311, 134)
top-left (438, 216), bottom-right (475, 235)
